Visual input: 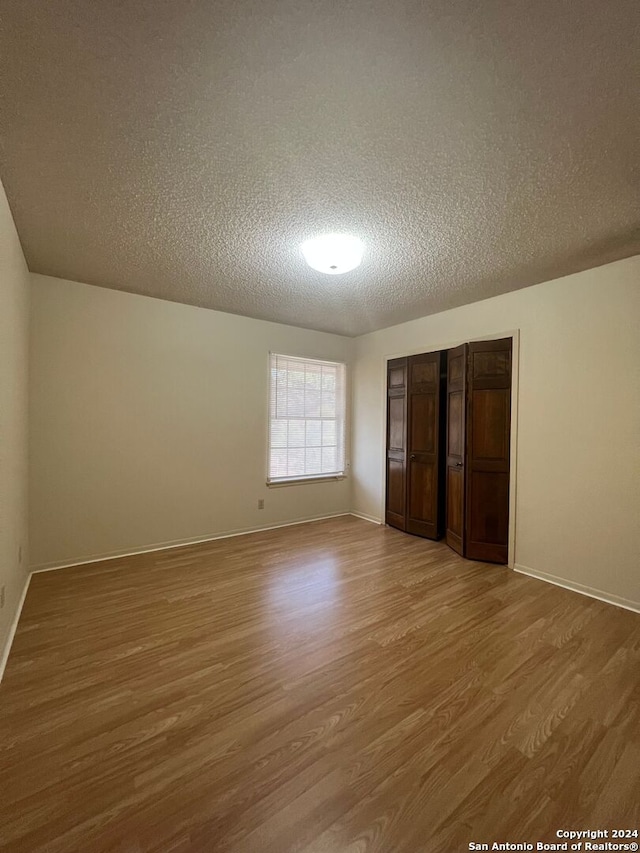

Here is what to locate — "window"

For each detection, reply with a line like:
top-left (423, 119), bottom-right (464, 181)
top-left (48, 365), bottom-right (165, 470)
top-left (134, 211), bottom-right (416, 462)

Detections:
top-left (268, 354), bottom-right (347, 483)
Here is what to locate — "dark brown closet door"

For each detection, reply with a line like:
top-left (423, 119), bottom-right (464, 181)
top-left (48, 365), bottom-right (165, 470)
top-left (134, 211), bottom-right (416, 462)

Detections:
top-left (445, 344), bottom-right (467, 554)
top-left (466, 338), bottom-right (512, 563)
top-left (385, 357), bottom-right (408, 530)
top-left (406, 352), bottom-right (445, 539)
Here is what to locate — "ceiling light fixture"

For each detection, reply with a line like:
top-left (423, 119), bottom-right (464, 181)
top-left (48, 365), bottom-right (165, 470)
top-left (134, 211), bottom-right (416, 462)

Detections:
top-left (301, 233), bottom-right (364, 275)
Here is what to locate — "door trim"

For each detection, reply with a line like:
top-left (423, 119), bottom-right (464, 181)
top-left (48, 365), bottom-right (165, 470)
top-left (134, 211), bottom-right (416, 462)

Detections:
top-left (380, 330), bottom-right (520, 569)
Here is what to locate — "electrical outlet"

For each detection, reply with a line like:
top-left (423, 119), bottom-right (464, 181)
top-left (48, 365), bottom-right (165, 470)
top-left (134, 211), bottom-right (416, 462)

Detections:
top-left (0, 586), bottom-right (5, 609)
top-left (258, 499), bottom-right (265, 510)
top-left (18, 545), bottom-right (23, 564)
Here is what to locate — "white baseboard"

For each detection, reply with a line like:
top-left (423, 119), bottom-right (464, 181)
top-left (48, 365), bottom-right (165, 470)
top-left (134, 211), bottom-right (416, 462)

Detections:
top-left (0, 572), bottom-right (31, 684)
top-left (514, 563), bottom-right (640, 615)
top-left (349, 511), bottom-right (383, 525)
top-left (30, 512), bottom-right (353, 574)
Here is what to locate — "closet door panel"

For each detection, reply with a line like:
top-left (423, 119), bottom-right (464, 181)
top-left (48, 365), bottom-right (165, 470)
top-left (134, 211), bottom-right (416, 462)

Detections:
top-left (410, 393), bottom-right (437, 453)
top-left (387, 459), bottom-right (406, 522)
top-left (445, 344), bottom-right (467, 554)
top-left (471, 390), bottom-right (509, 459)
top-left (446, 466), bottom-right (464, 548)
top-left (388, 396), bottom-right (406, 451)
top-left (465, 339), bottom-right (512, 563)
top-left (406, 352), bottom-right (445, 539)
top-left (467, 471), bottom-right (510, 548)
top-left (408, 460), bottom-right (436, 525)
top-left (385, 358), bottom-right (407, 530)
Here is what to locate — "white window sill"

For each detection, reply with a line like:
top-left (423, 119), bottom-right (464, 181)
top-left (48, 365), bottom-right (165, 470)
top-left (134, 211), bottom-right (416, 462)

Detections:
top-left (266, 475), bottom-right (347, 488)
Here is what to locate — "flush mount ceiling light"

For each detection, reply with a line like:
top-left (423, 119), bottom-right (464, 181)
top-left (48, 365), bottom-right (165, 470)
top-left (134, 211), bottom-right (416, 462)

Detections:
top-left (301, 233), bottom-right (364, 275)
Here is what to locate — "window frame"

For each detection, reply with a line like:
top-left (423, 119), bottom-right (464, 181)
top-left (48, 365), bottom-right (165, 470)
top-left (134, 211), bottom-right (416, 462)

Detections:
top-left (266, 352), bottom-right (348, 486)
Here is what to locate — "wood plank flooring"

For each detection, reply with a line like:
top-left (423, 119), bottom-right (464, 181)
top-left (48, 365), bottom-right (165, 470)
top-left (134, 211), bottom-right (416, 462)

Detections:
top-left (1, 516), bottom-right (639, 852)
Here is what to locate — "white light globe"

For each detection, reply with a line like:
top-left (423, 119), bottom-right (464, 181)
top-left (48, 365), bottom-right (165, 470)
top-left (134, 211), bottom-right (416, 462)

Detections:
top-left (301, 233), bottom-right (364, 275)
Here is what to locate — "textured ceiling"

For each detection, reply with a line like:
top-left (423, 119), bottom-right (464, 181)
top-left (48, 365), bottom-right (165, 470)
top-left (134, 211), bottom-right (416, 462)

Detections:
top-left (1, 0), bottom-right (639, 336)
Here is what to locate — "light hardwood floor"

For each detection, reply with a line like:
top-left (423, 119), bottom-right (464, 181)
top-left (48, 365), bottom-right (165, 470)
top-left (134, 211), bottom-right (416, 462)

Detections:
top-left (1, 516), bottom-right (639, 852)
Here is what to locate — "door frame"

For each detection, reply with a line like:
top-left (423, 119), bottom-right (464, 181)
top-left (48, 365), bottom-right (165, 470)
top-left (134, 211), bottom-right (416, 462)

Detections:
top-left (380, 330), bottom-right (520, 569)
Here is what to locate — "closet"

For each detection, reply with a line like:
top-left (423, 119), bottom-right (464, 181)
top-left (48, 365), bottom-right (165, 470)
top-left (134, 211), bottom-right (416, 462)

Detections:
top-left (385, 337), bottom-right (512, 564)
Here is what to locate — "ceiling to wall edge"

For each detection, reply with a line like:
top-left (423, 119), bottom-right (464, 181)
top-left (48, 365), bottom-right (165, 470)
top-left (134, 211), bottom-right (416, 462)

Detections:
top-left (29, 252), bottom-right (640, 341)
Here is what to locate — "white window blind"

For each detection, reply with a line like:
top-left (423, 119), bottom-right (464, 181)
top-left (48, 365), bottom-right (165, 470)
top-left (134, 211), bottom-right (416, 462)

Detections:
top-left (268, 354), bottom-right (346, 483)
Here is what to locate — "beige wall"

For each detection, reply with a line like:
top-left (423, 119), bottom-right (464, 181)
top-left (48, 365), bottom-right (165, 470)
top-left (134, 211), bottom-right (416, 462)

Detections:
top-left (0, 179), bottom-right (30, 662)
top-left (30, 276), bottom-right (353, 568)
top-left (353, 256), bottom-right (640, 609)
